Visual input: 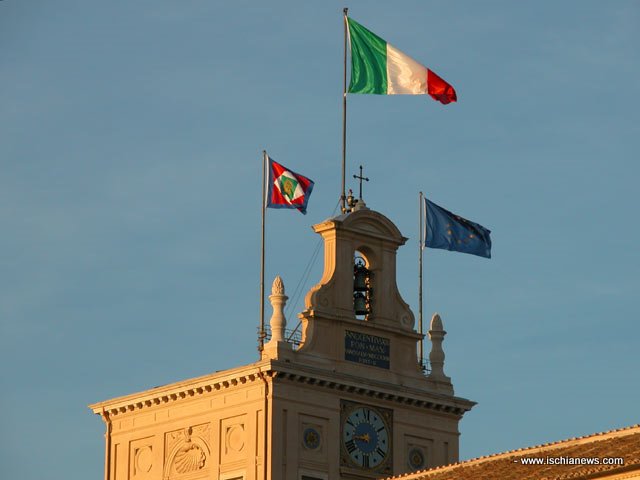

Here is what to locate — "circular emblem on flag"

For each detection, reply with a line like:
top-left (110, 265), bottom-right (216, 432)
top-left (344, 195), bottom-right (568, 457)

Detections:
top-left (266, 156), bottom-right (315, 214)
top-left (279, 175), bottom-right (299, 201)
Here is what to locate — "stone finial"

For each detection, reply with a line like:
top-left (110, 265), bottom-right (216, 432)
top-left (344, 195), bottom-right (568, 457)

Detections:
top-left (267, 275), bottom-right (288, 344)
top-left (272, 275), bottom-right (285, 295)
top-left (428, 313), bottom-right (451, 383)
top-left (430, 313), bottom-right (444, 331)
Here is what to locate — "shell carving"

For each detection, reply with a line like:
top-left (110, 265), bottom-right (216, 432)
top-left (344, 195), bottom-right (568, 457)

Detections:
top-left (173, 444), bottom-right (205, 474)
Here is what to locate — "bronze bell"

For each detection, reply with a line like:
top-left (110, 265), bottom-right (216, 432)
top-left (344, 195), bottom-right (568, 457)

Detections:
top-left (354, 292), bottom-right (368, 316)
top-left (354, 258), bottom-right (369, 292)
top-left (354, 267), bottom-right (368, 291)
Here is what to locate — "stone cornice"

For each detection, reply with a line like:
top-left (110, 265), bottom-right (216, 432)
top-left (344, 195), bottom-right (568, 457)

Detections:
top-left (270, 360), bottom-right (475, 417)
top-left (89, 358), bottom-right (474, 419)
top-left (88, 360), bottom-right (273, 417)
top-left (314, 209), bottom-right (407, 245)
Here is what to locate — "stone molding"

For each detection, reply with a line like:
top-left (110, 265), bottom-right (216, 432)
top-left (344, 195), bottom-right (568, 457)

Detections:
top-left (90, 360), bottom-right (474, 419)
top-left (272, 366), bottom-right (474, 417)
top-left (312, 210), bottom-right (407, 245)
top-left (89, 365), bottom-right (273, 418)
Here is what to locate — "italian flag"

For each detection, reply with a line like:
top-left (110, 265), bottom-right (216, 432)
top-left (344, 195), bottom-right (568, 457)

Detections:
top-left (347, 18), bottom-right (457, 104)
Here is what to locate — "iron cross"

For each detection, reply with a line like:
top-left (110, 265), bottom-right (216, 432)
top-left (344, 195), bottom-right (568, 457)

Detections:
top-left (353, 165), bottom-right (369, 200)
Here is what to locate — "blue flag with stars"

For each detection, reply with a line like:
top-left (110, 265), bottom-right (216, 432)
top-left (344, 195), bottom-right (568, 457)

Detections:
top-left (423, 198), bottom-right (492, 258)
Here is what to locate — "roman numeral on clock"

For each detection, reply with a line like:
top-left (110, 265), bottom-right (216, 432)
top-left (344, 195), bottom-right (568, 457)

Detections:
top-left (345, 439), bottom-right (357, 454)
top-left (362, 454), bottom-right (370, 468)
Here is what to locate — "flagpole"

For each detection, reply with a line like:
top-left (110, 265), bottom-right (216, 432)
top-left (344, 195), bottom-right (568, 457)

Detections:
top-left (260, 150), bottom-right (267, 355)
top-left (341, 7), bottom-right (349, 213)
top-left (418, 191), bottom-right (424, 369)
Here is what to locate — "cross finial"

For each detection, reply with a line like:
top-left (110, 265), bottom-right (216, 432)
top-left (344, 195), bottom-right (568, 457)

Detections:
top-left (353, 165), bottom-right (369, 200)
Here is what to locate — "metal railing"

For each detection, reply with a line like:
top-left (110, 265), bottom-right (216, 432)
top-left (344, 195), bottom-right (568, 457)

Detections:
top-left (418, 357), bottom-right (432, 375)
top-left (259, 326), bottom-right (432, 375)
top-left (259, 326), bottom-right (303, 349)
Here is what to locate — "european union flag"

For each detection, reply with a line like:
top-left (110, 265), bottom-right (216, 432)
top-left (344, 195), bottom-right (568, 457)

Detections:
top-left (424, 198), bottom-right (492, 258)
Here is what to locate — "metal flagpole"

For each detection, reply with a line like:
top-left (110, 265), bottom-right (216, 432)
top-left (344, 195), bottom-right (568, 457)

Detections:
top-left (341, 7), bottom-right (349, 213)
top-left (259, 150), bottom-right (267, 355)
top-left (418, 191), bottom-right (424, 369)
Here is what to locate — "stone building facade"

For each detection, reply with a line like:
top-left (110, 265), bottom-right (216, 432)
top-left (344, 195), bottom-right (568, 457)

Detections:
top-left (90, 205), bottom-right (475, 480)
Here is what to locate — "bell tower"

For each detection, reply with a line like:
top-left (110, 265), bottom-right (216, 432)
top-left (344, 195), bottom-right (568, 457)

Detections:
top-left (90, 204), bottom-right (475, 480)
top-left (297, 202), bottom-right (435, 388)
top-left (259, 203), bottom-right (475, 478)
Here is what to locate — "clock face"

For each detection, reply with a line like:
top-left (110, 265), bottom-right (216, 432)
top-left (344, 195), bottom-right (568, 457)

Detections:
top-left (341, 405), bottom-right (390, 470)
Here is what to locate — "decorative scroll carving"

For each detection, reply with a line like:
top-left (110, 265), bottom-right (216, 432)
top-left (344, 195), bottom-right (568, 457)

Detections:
top-left (164, 424), bottom-right (210, 479)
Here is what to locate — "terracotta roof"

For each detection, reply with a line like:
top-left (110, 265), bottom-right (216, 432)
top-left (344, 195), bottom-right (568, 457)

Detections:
top-left (388, 425), bottom-right (640, 480)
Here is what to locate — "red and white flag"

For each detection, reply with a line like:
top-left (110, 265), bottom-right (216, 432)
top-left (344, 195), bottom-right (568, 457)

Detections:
top-left (266, 157), bottom-right (315, 215)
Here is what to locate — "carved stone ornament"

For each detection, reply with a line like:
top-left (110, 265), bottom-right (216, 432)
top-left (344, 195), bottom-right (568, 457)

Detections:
top-left (302, 426), bottom-right (321, 450)
top-left (226, 424), bottom-right (246, 453)
top-left (135, 445), bottom-right (153, 475)
top-left (174, 444), bottom-right (205, 474)
top-left (272, 275), bottom-right (285, 295)
top-left (408, 447), bottom-right (426, 470)
top-left (164, 424), bottom-right (211, 478)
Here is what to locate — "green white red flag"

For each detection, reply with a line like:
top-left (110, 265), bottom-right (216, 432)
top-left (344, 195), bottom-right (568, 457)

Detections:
top-left (347, 17), bottom-right (457, 104)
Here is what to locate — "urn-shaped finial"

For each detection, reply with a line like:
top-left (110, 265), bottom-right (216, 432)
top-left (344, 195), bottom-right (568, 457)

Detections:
top-left (428, 312), bottom-right (450, 383)
top-left (267, 275), bottom-right (288, 344)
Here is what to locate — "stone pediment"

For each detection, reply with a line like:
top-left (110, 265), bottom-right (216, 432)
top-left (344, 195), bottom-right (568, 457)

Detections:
top-left (314, 209), bottom-right (407, 246)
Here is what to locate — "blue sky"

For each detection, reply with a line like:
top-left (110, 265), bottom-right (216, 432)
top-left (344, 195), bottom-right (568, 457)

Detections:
top-left (1, 1), bottom-right (639, 478)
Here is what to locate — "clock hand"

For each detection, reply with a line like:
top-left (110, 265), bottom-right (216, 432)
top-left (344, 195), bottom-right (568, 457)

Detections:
top-left (353, 433), bottom-right (371, 443)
